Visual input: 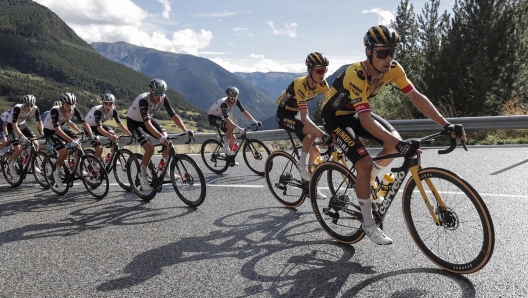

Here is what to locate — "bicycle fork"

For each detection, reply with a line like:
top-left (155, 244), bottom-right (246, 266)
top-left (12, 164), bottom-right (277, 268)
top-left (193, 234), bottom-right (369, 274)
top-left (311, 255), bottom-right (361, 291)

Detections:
top-left (409, 165), bottom-right (446, 226)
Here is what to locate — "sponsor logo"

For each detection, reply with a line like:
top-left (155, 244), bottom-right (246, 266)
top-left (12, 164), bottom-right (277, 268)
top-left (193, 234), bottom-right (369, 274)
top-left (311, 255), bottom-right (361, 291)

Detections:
top-left (282, 118), bottom-right (296, 125)
top-left (333, 127), bottom-right (355, 148)
top-left (379, 171), bottom-right (406, 214)
top-left (279, 94), bottom-right (291, 107)
top-left (351, 98), bottom-right (362, 105)
top-left (355, 104), bottom-right (369, 113)
top-left (349, 83), bottom-right (362, 97)
top-left (356, 69), bottom-right (366, 80)
top-left (296, 89), bottom-right (306, 99)
top-left (331, 93), bottom-right (346, 108)
top-left (357, 147), bottom-right (367, 156)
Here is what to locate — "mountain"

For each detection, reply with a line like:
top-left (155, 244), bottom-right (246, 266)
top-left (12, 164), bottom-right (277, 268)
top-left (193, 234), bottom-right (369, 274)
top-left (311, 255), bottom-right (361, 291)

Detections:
top-left (91, 42), bottom-right (278, 127)
top-left (234, 72), bottom-right (304, 98)
top-left (0, 0), bottom-right (207, 129)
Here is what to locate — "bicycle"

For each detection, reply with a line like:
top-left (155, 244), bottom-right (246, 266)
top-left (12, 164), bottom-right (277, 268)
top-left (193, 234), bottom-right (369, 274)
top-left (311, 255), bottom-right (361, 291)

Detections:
top-left (1, 138), bottom-right (48, 188)
top-left (42, 138), bottom-right (109, 199)
top-left (264, 129), bottom-right (350, 208)
top-left (126, 133), bottom-right (206, 207)
top-left (200, 123), bottom-right (270, 175)
top-left (84, 135), bottom-right (135, 191)
top-left (308, 130), bottom-right (495, 274)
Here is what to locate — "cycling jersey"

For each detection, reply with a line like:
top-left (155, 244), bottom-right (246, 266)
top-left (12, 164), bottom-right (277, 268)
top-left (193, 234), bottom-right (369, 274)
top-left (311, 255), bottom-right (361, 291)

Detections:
top-left (8, 104), bottom-right (41, 125)
top-left (85, 105), bottom-right (122, 126)
top-left (126, 92), bottom-right (176, 122)
top-left (321, 60), bottom-right (413, 117)
top-left (43, 106), bottom-right (85, 130)
top-left (276, 76), bottom-right (329, 115)
top-left (0, 109), bottom-right (11, 124)
top-left (208, 97), bottom-right (246, 118)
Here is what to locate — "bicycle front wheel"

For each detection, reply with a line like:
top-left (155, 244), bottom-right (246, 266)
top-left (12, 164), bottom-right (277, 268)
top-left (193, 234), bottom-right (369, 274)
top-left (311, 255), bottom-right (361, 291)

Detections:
top-left (264, 151), bottom-right (306, 208)
top-left (2, 152), bottom-right (23, 187)
top-left (243, 139), bottom-right (270, 176)
top-left (81, 154), bottom-right (109, 199)
top-left (309, 161), bottom-right (365, 244)
top-left (43, 155), bottom-right (70, 196)
top-left (200, 139), bottom-right (229, 174)
top-left (170, 154), bottom-right (206, 207)
top-left (112, 148), bottom-right (133, 191)
top-left (402, 167), bottom-right (495, 274)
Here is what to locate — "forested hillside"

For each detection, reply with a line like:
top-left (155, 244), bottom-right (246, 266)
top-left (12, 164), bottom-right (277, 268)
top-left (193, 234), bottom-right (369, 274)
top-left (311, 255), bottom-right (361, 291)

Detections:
top-left (0, 0), bottom-right (207, 128)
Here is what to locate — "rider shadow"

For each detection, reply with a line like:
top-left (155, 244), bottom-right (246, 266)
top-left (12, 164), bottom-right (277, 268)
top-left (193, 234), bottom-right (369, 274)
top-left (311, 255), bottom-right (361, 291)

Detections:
top-left (490, 158), bottom-right (528, 175)
top-left (96, 207), bottom-right (365, 294)
top-left (204, 171), bottom-right (264, 185)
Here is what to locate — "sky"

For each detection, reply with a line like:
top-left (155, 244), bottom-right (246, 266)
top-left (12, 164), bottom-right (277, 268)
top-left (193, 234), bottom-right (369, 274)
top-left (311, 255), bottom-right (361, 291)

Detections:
top-left (34, 0), bottom-right (455, 75)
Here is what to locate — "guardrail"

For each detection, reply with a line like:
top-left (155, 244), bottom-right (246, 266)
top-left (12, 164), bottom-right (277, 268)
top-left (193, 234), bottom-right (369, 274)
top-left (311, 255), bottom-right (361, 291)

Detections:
top-left (35, 115), bottom-right (528, 146)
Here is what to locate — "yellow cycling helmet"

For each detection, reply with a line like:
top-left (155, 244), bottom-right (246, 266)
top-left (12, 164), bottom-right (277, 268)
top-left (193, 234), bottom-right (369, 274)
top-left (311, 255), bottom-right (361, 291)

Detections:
top-left (53, 100), bottom-right (62, 107)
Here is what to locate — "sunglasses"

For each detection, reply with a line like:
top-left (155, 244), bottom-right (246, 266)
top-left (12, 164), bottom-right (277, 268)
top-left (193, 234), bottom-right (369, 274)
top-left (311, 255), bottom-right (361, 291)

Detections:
top-left (24, 104), bottom-right (35, 108)
top-left (103, 102), bottom-right (113, 106)
top-left (372, 48), bottom-right (397, 59)
top-left (153, 91), bottom-right (165, 97)
top-left (312, 68), bottom-right (328, 75)
top-left (228, 96), bottom-right (238, 101)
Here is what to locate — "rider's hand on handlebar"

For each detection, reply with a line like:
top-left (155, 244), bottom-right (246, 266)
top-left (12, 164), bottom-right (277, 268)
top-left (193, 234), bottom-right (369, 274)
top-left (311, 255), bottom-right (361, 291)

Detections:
top-left (252, 120), bottom-right (263, 129)
top-left (237, 126), bottom-right (247, 135)
top-left (396, 140), bottom-right (420, 158)
top-left (443, 123), bottom-right (466, 142)
top-left (19, 136), bottom-right (28, 145)
top-left (185, 129), bottom-right (194, 138)
top-left (322, 134), bottom-right (334, 146)
top-left (70, 140), bottom-right (80, 148)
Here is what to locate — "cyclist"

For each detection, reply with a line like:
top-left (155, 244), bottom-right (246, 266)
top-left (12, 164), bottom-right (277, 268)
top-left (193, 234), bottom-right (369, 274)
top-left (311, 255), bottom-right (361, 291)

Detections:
top-left (43, 92), bottom-right (98, 186)
top-left (127, 78), bottom-right (194, 191)
top-left (276, 52), bottom-right (334, 182)
top-left (0, 109), bottom-right (12, 153)
top-left (208, 86), bottom-right (262, 156)
top-left (320, 25), bottom-right (466, 245)
top-left (41, 101), bottom-right (82, 134)
top-left (85, 93), bottom-right (132, 161)
top-left (6, 95), bottom-right (43, 179)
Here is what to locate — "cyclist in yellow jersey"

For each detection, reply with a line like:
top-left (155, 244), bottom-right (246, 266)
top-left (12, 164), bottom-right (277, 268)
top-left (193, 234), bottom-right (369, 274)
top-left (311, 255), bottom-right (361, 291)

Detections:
top-left (321, 25), bottom-right (466, 245)
top-left (276, 52), bottom-right (334, 184)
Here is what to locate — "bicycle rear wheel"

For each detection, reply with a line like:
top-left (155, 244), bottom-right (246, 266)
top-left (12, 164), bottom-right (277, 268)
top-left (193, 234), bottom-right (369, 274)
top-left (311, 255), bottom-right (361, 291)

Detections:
top-left (309, 161), bottom-right (365, 244)
top-left (127, 153), bottom-right (157, 201)
top-left (264, 151), bottom-right (306, 208)
top-left (80, 154), bottom-right (109, 199)
top-left (32, 151), bottom-right (49, 188)
top-left (200, 139), bottom-right (229, 174)
top-left (43, 155), bottom-right (70, 196)
top-left (112, 148), bottom-right (133, 191)
top-left (2, 152), bottom-right (23, 187)
top-left (402, 167), bottom-right (495, 274)
top-left (243, 139), bottom-right (270, 176)
top-left (170, 154), bottom-right (206, 207)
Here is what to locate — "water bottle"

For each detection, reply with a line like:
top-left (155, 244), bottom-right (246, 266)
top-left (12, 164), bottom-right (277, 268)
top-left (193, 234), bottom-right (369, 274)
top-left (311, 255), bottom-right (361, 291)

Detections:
top-left (370, 177), bottom-right (383, 204)
top-left (105, 153), bottom-right (111, 163)
top-left (23, 155), bottom-right (29, 164)
top-left (311, 156), bottom-right (324, 172)
top-left (69, 159), bottom-right (75, 170)
top-left (158, 159), bottom-right (165, 172)
top-left (378, 172), bottom-right (395, 200)
top-left (232, 142), bottom-right (238, 152)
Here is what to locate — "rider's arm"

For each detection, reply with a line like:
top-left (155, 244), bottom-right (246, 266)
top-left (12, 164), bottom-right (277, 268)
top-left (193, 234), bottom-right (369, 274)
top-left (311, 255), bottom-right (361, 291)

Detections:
top-left (163, 97), bottom-right (188, 132)
top-left (73, 106), bottom-right (95, 138)
top-left (35, 107), bottom-right (43, 135)
top-left (299, 108), bottom-right (326, 138)
top-left (51, 109), bottom-right (74, 143)
top-left (407, 90), bottom-right (449, 128)
top-left (10, 107), bottom-right (26, 139)
top-left (67, 121), bottom-right (81, 133)
top-left (113, 109), bottom-right (132, 137)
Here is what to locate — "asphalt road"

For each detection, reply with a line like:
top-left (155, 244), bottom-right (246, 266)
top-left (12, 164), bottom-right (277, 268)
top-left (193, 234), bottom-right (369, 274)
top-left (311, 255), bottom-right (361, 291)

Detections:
top-left (0, 146), bottom-right (527, 297)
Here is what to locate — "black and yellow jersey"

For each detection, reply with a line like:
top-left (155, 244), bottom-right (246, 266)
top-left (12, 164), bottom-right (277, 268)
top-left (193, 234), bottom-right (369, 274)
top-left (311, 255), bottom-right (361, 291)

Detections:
top-left (322, 60), bottom-right (414, 116)
top-left (277, 76), bottom-right (329, 114)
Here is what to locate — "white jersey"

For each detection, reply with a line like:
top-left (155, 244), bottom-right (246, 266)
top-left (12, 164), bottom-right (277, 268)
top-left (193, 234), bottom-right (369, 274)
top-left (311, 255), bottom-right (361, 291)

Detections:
top-left (8, 104), bottom-right (39, 125)
top-left (85, 105), bottom-right (118, 126)
top-left (127, 92), bottom-right (167, 122)
top-left (0, 110), bottom-right (11, 123)
top-left (43, 106), bottom-right (82, 130)
top-left (208, 97), bottom-right (245, 118)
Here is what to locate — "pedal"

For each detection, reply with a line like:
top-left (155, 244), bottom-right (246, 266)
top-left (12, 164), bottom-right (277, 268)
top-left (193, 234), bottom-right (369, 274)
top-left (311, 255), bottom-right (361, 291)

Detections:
top-left (323, 208), bottom-right (340, 224)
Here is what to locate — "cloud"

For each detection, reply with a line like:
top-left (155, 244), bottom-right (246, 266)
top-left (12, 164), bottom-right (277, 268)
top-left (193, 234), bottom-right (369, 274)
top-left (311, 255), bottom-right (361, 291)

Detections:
top-left (265, 21), bottom-right (298, 38)
top-left (157, 0), bottom-right (172, 19)
top-left (361, 8), bottom-right (395, 26)
top-left (192, 11), bottom-right (236, 18)
top-left (233, 27), bottom-right (253, 37)
top-left (34, 0), bottom-right (212, 55)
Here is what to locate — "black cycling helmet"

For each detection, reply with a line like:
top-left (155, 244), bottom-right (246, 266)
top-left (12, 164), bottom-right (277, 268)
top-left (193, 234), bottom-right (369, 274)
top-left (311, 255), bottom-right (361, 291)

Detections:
top-left (364, 25), bottom-right (399, 49)
top-left (61, 92), bottom-right (77, 105)
top-left (305, 52), bottom-right (329, 69)
top-left (226, 86), bottom-right (239, 97)
top-left (149, 78), bottom-right (167, 92)
top-left (22, 94), bottom-right (36, 107)
top-left (101, 93), bottom-right (115, 102)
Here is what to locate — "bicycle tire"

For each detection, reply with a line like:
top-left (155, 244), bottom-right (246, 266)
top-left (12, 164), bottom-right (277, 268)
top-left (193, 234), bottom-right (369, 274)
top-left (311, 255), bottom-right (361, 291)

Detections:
top-left (32, 151), bottom-right (49, 188)
top-left (309, 161), bottom-right (365, 244)
top-left (2, 152), bottom-right (23, 187)
top-left (126, 153), bottom-right (157, 201)
top-left (402, 167), bottom-right (495, 274)
top-left (43, 155), bottom-right (70, 196)
top-left (170, 154), bottom-right (206, 207)
top-left (242, 139), bottom-right (270, 176)
top-left (84, 148), bottom-right (96, 156)
top-left (264, 151), bottom-right (306, 208)
top-left (80, 154), bottom-right (109, 199)
top-left (112, 148), bottom-right (133, 191)
top-left (200, 139), bottom-right (229, 174)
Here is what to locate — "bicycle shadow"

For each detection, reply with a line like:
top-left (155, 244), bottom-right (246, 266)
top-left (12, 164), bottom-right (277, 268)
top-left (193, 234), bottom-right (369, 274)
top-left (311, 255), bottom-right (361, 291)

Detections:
top-left (96, 206), bottom-right (476, 296)
top-left (489, 158), bottom-right (528, 175)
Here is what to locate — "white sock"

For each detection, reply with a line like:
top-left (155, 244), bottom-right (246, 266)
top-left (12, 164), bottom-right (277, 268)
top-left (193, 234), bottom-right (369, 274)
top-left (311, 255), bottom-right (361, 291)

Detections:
top-left (299, 152), bottom-right (308, 166)
top-left (371, 161), bottom-right (385, 179)
top-left (141, 166), bottom-right (147, 176)
top-left (54, 168), bottom-right (60, 175)
top-left (358, 198), bottom-right (376, 227)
